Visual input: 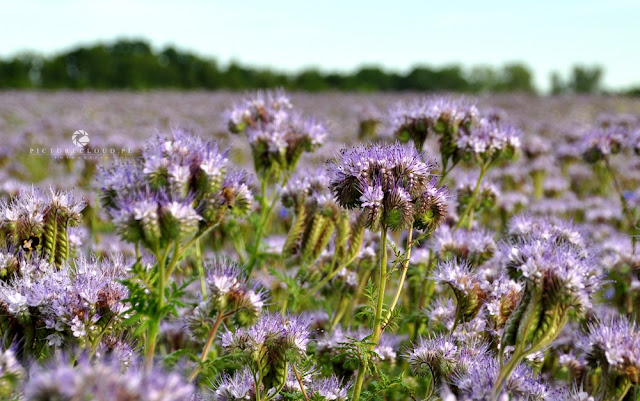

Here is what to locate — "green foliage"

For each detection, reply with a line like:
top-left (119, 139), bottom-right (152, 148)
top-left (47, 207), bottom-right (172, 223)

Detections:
top-left (0, 40), bottom-right (545, 93)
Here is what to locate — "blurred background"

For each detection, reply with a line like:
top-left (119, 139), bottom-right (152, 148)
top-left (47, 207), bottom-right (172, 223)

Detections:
top-left (1, 0), bottom-right (638, 94)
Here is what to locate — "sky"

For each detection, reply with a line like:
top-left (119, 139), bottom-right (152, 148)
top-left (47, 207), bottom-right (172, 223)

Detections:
top-left (1, 0), bottom-right (638, 91)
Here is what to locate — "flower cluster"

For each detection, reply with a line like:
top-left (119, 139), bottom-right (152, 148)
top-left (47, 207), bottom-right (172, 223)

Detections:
top-left (456, 118), bottom-right (521, 164)
top-left (0, 186), bottom-right (85, 266)
top-left (23, 356), bottom-right (194, 401)
top-left (98, 130), bottom-right (252, 252)
top-left (389, 97), bottom-right (480, 151)
top-left (581, 127), bottom-right (627, 163)
top-left (389, 97), bottom-right (520, 169)
top-left (329, 142), bottom-right (448, 232)
top-left (433, 260), bottom-right (487, 324)
top-left (498, 219), bottom-right (601, 360)
top-left (581, 318), bottom-right (640, 387)
top-left (211, 367), bottom-right (351, 401)
top-left (0, 254), bottom-right (130, 350)
top-left (221, 313), bottom-right (310, 391)
top-left (226, 90), bottom-right (327, 176)
top-left (429, 225), bottom-right (497, 265)
top-left (186, 257), bottom-right (268, 335)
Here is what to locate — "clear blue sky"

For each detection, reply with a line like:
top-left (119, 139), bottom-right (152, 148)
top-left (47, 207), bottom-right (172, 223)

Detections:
top-left (1, 0), bottom-right (638, 90)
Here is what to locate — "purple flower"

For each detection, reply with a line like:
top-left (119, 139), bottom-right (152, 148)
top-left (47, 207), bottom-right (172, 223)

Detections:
top-left (221, 313), bottom-right (310, 386)
top-left (225, 90), bottom-right (326, 175)
top-left (430, 225), bottom-right (496, 265)
top-left (581, 318), bottom-right (640, 384)
top-left (308, 375), bottom-right (351, 400)
top-left (451, 355), bottom-right (549, 400)
top-left (388, 97), bottom-right (480, 151)
top-left (433, 260), bottom-right (487, 324)
top-left (581, 127), bottom-right (626, 163)
top-left (24, 355), bottom-right (194, 401)
top-left (329, 142), bottom-right (445, 232)
top-left (98, 129), bottom-right (251, 251)
top-left (211, 368), bottom-right (256, 400)
top-left (205, 256), bottom-right (268, 315)
top-left (456, 119), bottom-right (521, 163)
top-left (0, 254), bottom-right (131, 347)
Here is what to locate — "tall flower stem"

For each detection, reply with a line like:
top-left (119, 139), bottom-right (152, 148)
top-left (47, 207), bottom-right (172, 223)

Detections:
top-left (292, 363), bottom-right (310, 401)
top-left (352, 227), bottom-right (388, 401)
top-left (385, 225), bottom-right (413, 323)
top-left (247, 171), bottom-right (290, 273)
top-left (188, 311), bottom-right (226, 382)
top-left (372, 227), bottom-right (389, 343)
top-left (603, 155), bottom-right (637, 252)
top-left (145, 244), bottom-right (170, 372)
top-left (195, 239), bottom-right (206, 296)
top-left (492, 348), bottom-right (524, 400)
top-left (454, 162), bottom-right (489, 231)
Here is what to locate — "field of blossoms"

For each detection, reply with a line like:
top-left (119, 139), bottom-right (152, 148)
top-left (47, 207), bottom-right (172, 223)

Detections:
top-left (0, 90), bottom-right (639, 401)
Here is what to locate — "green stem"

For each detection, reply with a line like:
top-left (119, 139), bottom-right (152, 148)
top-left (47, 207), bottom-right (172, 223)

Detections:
top-left (603, 155), bottom-right (637, 253)
top-left (247, 171), bottom-right (289, 273)
top-left (385, 225), bottom-right (413, 324)
top-left (195, 239), bottom-right (206, 297)
top-left (615, 380), bottom-right (632, 401)
top-left (352, 362), bottom-right (367, 401)
top-left (144, 245), bottom-right (170, 372)
top-left (454, 163), bottom-right (488, 231)
top-left (492, 349), bottom-right (523, 400)
top-left (372, 228), bottom-right (388, 343)
top-left (352, 227), bottom-right (388, 401)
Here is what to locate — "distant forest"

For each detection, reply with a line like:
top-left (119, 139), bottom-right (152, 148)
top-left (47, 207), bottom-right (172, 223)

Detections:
top-left (0, 39), bottom-right (635, 94)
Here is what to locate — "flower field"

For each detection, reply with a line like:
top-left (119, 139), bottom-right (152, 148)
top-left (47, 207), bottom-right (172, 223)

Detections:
top-left (0, 90), bottom-right (639, 401)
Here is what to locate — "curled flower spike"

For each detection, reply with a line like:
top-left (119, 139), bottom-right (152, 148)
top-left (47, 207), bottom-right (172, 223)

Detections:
top-left (211, 368), bottom-right (256, 401)
top-left (280, 170), bottom-right (344, 263)
top-left (452, 354), bottom-right (549, 401)
top-left (494, 228), bottom-right (601, 395)
top-left (404, 335), bottom-right (488, 387)
top-left (433, 260), bottom-right (487, 325)
top-left (0, 254), bottom-right (131, 349)
top-left (221, 313), bottom-right (310, 391)
top-left (413, 178), bottom-right (451, 233)
top-left (0, 186), bottom-right (86, 267)
top-left (430, 225), bottom-right (496, 265)
top-left (205, 257), bottom-right (267, 319)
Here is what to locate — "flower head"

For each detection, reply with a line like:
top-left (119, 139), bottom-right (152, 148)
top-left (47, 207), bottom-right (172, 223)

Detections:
top-left (329, 142), bottom-right (446, 232)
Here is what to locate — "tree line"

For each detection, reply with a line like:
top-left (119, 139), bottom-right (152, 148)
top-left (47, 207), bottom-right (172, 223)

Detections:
top-left (0, 39), bottom-right (628, 94)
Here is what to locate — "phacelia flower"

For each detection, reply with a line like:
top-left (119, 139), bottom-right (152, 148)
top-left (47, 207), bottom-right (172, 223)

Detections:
top-left (389, 97), bottom-right (480, 152)
top-left (433, 260), bottom-right (487, 324)
top-left (98, 129), bottom-right (252, 252)
top-left (581, 318), bottom-right (640, 388)
top-left (226, 90), bottom-right (327, 176)
top-left (23, 355), bottom-right (194, 401)
top-left (581, 127), bottom-right (626, 163)
top-left (329, 142), bottom-right (447, 232)
top-left (221, 313), bottom-right (310, 390)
